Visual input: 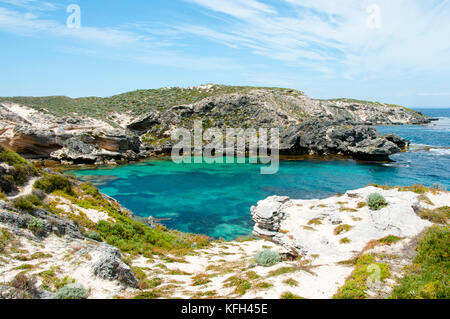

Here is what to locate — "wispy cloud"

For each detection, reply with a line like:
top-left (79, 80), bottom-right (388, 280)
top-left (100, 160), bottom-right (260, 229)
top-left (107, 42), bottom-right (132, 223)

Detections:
top-left (0, 0), bottom-right (449, 92)
top-left (0, 1), bottom-right (238, 70)
top-left (0, 0), bottom-right (62, 11)
top-left (180, 0), bottom-right (450, 79)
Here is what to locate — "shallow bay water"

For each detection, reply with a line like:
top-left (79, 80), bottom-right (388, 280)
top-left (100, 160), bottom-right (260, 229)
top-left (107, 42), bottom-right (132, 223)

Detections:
top-left (70, 108), bottom-right (450, 240)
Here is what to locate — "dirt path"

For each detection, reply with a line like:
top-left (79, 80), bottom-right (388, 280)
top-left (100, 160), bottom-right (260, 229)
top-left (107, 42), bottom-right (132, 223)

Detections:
top-left (7, 177), bottom-right (39, 200)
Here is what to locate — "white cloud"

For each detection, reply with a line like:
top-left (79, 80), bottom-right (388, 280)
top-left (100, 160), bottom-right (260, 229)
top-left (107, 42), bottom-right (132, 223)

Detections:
top-left (0, 4), bottom-right (238, 70)
top-left (186, 0), bottom-right (277, 19)
top-left (1, 0), bottom-right (449, 86)
top-left (0, 0), bottom-right (62, 11)
top-left (182, 0), bottom-right (450, 80)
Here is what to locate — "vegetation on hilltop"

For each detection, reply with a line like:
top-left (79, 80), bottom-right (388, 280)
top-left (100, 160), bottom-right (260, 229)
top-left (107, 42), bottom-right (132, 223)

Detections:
top-left (0, 84), bottom-right (415, 120)
top-left (318, 98), bottom-right (415, 112)
top-left (0, 85), bottom-right (304, 119)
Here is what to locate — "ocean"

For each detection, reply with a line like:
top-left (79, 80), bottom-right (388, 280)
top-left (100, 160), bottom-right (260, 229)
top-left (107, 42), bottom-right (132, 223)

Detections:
top-left (70, 108), bottom-right (450, 240)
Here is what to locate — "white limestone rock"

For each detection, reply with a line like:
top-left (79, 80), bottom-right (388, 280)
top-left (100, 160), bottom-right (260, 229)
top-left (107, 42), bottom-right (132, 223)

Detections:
top-left (251, 186), bottom-right (443, 263)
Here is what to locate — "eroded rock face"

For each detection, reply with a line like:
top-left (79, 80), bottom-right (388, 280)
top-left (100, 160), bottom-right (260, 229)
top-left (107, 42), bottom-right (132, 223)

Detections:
top-left (0, 87), bottom-right (430, 162)
top-left (0, 201), bottom-right (84, 239)
top-left (251, 186), bottom-right (436, 261)
top-left (0, 102), bottom-right (141, 163)
top-left (280, 120), bottom-right (402, 160)
top-left (91, 245), bottom-right (138, 288)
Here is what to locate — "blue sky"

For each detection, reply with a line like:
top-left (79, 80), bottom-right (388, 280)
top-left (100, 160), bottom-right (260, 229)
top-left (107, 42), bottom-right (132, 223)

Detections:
top-left (0, 0), bottom-right (449, 108)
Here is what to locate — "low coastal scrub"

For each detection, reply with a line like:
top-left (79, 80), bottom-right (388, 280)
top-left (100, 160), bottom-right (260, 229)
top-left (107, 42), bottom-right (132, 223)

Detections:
top-left (53, 283), bottom-right (88, 299)
top-left (96, 219), bottom-right (209, 257)
top-left (224, 275), bottom-right (252, 296)
top-left (27, 217), bottom-right (45, 236)
top-left (366, 193), bottom-right (388, 210)
top-left (283, 278), bottom-right (298, 287)
top-left (0, 228), bottom-right (14, 254)
top-left (334, 224), bottom-right (353, 235)
top-left (334, 254), bottom-right (390, 299)
top-left (34, 174), bottom-right (74, 196)
top-left (86, 231), bottom-right (102, 242)
top-left (369, 183), bottom-right (445, 195)
top-left (391, 226), bottom-right (449, 299)
top-left (0, 146), bottom-right (40, 193)
top-left (192, 273), bottom-right (212, 286)
top-left (9, 273), bottom-right (38, 299)
top-left (379, 235), bottom-right (403, 246)
top-left (419, 206), bottom-right (449, 224)
top-left (280, 292), bottom-right (304, 299)
top-left (268, 266), bottom-right (298, 277)
top-left (12, 194), bottom-right (42, 212)
top-left (254, 249), bottom-right (281, 267)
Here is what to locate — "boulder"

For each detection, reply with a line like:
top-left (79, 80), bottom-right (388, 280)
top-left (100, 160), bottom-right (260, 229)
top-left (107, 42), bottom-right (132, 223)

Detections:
top-left (251, 186), bottom-right (434, 262)
top-left (384, 133), bottom-right (409, 148)
top-left (91, 245), bottom-right (138, 288)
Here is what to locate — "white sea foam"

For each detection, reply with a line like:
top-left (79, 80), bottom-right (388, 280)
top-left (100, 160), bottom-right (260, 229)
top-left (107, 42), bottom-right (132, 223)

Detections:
top-left (429, 148), bottom-right (450, 156)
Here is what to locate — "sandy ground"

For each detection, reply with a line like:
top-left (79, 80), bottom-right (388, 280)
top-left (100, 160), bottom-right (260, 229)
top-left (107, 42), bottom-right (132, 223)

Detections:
top-left (1, 186), bottom-right (448, 299)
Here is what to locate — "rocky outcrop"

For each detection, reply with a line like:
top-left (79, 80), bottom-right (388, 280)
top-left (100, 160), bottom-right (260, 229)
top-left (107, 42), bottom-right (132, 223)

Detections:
top-left (0, 201), bottom-right (84, 239)
top-left (279, 120), bottom-right (402, 160)
top-left (251, 186), bottom-right (442, 260)
top-left (0, 86), bottom-right (431, 162)
top-left (251, 196), bottom-right (307, 256)
top-left (0, 197), bottom-right (139, 295)
top-left (91, 245), bottom-right (138, 288)
top-left (384, 133), bottom-right (409, 149)
top-left (0, 102), bottom-right (140, 164)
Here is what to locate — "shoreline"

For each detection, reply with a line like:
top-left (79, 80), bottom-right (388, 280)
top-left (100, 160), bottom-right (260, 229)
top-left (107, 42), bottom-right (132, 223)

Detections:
top-left (36, 153), bottom-right (395, 173)
top-left (1, 181), bottom-right (447, 299)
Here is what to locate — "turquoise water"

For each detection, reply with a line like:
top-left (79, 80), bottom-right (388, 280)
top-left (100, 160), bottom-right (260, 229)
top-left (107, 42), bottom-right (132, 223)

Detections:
top-left (70, 108), bottom-right (450, 240)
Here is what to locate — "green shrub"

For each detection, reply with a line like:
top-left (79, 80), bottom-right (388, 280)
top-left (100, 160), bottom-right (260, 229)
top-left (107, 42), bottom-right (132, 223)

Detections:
top-left (27, 217), bottom-right (45, 236)
top-left (224, 276), bottom-right (252, 296)
top-left (334, 224), bottom-right (353, 235)
top-left (391, 226), bottom-right (449, 299)
top-left (280, 292), bottom-right (304, 299)
top-left (53, 283), bottom-right (88, 299)
top-left (334, 254), bottom-right (391, 299)
top-left (0, 146), bottom-right (40, 189)
top-left (419, 206), bottom-right (449, 224)
top-left (81, 183), bottom-right (102, 199)
top-left (86, 231), bottom-right (102, 242)
top-left (12, 194), bottom-right (42, 211)
top-left (366, 193), bottom-right (388, 210)
top-left (34, 175), bottom-right (73, 195)
top-left (9, 273), bottom-right (37, 299)
top-left (95, 219), bottom-right (208, 257)
top-left (254, 249), bottom-right (281, 267)
top-left (0, 228), bottom-right (14, 253)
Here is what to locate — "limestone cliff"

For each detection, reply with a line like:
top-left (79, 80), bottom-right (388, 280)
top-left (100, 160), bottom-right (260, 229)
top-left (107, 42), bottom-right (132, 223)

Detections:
top-left (0, 85), bottom-right (430, 163)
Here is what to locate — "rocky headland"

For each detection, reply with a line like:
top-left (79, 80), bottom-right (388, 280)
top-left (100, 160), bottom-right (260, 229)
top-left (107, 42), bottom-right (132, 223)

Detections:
top-left (0, 85), bottom-right (429, 164)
